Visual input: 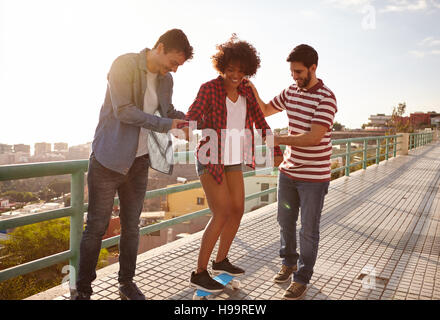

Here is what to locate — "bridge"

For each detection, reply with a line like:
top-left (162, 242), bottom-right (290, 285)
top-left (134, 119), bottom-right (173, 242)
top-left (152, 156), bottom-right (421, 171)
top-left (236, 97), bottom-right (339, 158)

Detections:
top-left (0, 132), bottom-right (438, 301)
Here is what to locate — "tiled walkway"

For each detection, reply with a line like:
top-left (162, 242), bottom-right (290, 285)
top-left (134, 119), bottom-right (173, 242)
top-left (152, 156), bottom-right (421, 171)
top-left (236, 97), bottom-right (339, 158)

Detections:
top-left (30, 142), bottom-right (440, 300)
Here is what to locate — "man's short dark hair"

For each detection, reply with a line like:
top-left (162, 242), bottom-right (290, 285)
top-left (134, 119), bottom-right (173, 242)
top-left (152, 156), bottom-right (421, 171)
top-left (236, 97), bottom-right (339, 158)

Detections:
top-left (287, 44), bottom-right (318, 68)
top-left (154, 29), bottom-right (194, 61)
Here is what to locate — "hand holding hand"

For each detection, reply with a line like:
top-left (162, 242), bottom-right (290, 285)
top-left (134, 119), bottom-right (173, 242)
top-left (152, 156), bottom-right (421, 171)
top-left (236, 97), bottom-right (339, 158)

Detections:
top-left (171, 119), bottom-right (188, 130)
top-left (171, 119), bottom-right (190, 140)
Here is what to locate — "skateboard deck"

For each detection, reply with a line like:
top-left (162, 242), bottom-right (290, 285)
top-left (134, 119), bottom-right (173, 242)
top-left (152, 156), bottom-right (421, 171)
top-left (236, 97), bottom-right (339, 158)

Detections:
top-left (194, 273), bottom-right (240, 299)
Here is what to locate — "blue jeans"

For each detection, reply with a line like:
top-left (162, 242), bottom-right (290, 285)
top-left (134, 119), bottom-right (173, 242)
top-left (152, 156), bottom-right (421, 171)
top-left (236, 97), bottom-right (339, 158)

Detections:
top-left (195, 160), bottom-right (243, 177)
top-left (76, 153), bottom-right (149, 295)
top-left (277, 171), bottom-right (329, 285)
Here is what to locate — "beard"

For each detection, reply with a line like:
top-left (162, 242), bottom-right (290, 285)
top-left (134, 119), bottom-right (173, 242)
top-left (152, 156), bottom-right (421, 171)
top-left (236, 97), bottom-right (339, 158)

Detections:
top-left (297, 70), bottom-right (312, 88)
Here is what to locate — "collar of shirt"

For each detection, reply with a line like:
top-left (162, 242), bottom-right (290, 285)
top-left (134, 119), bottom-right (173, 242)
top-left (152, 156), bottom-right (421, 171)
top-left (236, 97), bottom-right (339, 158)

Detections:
top-left (214, 75), bottom-right (249, 98)
top-left (296, 78), bottom-right (324, 94)
top-left (139, 48), bottom-right (165, 80)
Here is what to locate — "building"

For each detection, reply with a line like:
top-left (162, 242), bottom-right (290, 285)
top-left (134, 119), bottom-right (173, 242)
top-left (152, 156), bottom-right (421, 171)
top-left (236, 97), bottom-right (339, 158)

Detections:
top-left (68, 143), bottom-right (91, 160)
top-left (140, 211), bottom-right (165, 227)
top-left (54, 142), bottom-right (68, 152)
top-left (0, 153), bottom-right (15, 165)
top-left (164, 181), bottom-right (208, 220)
top-left (12, 202), bottom-right (64, 214)
top-left (34, 142), bottom-right (51, 156)
top-left (244, 175), bottom-right (278, 213)
top-left (0, 144), bottom-right (13, 154)
top-left (13, 144), bottom-right (31, 155)
top-left (368, 114), bottom-right (392, 127)
top-left (0, 198), bottom-right (9, 208)
top-left (410, 112), bottom-right (431, 128)
top-left (431, 116), bottom-right (440, 127)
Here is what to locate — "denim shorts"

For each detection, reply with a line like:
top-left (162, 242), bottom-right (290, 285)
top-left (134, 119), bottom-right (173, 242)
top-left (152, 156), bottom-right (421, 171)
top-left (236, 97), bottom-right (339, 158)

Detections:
top-left (196, 160), bottom-right (243, 177)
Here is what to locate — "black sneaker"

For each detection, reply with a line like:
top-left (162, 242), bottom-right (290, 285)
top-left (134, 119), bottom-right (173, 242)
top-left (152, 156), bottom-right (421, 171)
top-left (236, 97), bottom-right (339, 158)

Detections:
top-left (189, 270), bottom-right (225, 293)
top-left (70, 289), bottom-right (91, 300)
top-left (119, 281), bottom-right (146, 300)
top-left (212, 258), bottom-right (245, 276)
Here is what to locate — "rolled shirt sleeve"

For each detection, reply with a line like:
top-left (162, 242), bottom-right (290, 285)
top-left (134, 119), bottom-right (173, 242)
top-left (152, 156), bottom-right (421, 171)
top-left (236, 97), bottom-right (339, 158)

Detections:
top-left (311, 95), bottom-right (337, 130)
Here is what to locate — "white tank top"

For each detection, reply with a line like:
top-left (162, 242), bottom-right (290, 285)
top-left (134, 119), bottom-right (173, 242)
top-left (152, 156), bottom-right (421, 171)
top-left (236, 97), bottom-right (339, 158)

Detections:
top-left (223, 95), bottom-right (246, 165)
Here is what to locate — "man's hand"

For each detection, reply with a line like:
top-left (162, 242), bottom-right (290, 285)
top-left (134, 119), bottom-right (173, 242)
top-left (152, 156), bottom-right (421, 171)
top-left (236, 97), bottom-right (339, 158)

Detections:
top-left (246, 80), bottom-right (259, 98)
top-left (170, 119), bottom-right (190, 140)
top-left (171, 119), bottom-right (188, 130)
top-left (274, 155), bottom-right (284, 167)
top-left (246, 80), bottom-right (280, 117)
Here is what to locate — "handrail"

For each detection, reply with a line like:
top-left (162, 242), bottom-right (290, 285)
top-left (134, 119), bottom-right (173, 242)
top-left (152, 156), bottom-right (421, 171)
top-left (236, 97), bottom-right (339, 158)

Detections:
top-left (0, 131), bottom-right (435, 289)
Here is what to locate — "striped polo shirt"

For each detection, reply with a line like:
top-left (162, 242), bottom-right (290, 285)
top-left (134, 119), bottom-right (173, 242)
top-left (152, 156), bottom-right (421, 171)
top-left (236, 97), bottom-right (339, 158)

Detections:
top-left (270, 78), bottom-right (337, 182)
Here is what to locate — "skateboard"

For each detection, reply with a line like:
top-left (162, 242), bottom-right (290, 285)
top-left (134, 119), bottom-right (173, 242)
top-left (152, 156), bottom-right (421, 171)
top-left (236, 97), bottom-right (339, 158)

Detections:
top-left (192, 272), bottom-right (241, 300)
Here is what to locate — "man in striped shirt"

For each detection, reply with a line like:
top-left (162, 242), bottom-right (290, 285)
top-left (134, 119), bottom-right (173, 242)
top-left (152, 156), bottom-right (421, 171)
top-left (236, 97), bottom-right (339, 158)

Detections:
top-left (248, 44), bottom-right (337, 300)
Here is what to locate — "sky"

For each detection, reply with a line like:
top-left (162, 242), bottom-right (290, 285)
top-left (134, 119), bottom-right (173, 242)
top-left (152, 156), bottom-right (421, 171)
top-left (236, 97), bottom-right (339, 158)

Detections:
top-left (1, 0), bottom-right (439, 148)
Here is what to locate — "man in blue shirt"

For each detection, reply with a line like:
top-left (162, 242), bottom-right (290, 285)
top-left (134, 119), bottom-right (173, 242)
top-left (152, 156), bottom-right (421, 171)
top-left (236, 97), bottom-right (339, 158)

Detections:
top-left (72, 29), bottom-right (193, 300)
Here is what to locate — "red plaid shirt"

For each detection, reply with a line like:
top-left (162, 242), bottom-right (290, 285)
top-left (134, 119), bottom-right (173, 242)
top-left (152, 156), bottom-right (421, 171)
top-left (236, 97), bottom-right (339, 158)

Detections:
top-left (185, 76), bottom-right (283, 184)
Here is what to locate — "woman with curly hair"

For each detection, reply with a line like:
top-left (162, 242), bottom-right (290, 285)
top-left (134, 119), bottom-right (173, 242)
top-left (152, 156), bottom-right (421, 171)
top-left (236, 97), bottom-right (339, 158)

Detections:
top-left (186, 35), bottom-right (283, 292)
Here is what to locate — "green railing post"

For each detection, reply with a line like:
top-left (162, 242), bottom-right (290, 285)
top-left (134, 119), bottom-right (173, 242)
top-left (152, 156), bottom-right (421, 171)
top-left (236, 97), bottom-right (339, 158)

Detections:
top-left (385, 137), bottom-right (389, 161)
top-left (69, 170), bottom-right (85, 290)
top-left (363, 140), bottom-right (368, 169)
top-left (393, 136), bottom-right (397, 158)
top-left (376, 139), bottom-right (380, 164)
top-left (345, 142), bottom-right (351, 176)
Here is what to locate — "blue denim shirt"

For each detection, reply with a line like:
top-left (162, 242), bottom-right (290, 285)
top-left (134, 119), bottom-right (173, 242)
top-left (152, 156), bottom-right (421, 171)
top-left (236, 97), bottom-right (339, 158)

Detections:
top-left (92, 48), bottom-right (185, 175)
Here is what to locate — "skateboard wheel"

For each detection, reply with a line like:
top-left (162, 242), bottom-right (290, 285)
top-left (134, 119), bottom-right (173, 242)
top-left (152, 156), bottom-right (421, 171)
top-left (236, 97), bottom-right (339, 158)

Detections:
top-left (193, 293), bottom-right (204, 300)
top-left (231, 280), bottom-right (241, 289)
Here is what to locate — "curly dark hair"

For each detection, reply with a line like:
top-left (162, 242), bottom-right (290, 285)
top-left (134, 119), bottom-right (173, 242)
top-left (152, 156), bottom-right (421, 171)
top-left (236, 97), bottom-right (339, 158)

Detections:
top-left (211, 34), bottom-right (260, 77)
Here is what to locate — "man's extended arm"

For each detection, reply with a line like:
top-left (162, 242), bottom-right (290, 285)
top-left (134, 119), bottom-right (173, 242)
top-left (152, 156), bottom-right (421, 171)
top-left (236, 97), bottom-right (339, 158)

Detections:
top-left (246, 81), bottom-right (281, 117)
top-left (274, 124), bottom-right (328, 147)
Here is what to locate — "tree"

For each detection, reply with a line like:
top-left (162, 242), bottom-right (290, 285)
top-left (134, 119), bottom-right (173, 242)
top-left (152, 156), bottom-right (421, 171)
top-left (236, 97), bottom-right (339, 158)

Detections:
top-left (387, 102), bottom-right (413, 134)
top-left (0, 218), bottom-right (108, 300)
top-left (362, 122), bottom-right (371, 130)
top-left (0, 191), bottom-right (38, 203)
top-left (47, 178), bottom-right (70, 196)
top-left (333, 121), bottom-right (343, 131)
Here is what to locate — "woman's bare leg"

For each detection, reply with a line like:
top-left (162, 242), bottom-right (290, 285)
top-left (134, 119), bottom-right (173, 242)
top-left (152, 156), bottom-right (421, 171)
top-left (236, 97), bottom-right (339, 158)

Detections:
top-left (215, 170), bottom-right (245, 262)
top-left (196, 172), bottom-right (232, 273)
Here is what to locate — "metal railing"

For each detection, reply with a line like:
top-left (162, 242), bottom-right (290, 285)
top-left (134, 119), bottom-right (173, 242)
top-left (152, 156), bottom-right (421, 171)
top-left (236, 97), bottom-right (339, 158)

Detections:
top-left (331, 134), bottom-right (401, 177)
top-left (409, 132), bottom-right (434, 150)
top-left (0, 131), bottom-right (435, 289)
